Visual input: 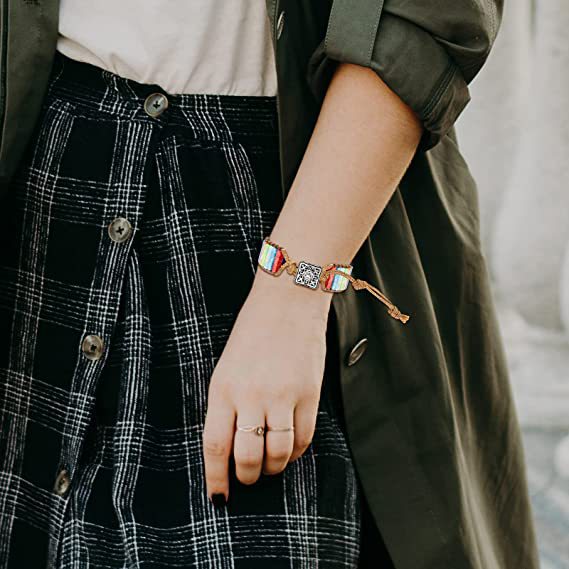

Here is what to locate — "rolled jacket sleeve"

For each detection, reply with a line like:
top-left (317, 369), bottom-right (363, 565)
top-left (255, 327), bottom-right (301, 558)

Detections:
top-left (309, 0), bottom-right (503, 150)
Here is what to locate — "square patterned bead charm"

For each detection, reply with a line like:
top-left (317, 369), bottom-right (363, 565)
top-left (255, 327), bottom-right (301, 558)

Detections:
top-left (294, 261), bottom-right (322, 289)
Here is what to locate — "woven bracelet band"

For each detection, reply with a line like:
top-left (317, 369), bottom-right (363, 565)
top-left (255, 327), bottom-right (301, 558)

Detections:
top-left (257, 237), bottom-right (410, 324)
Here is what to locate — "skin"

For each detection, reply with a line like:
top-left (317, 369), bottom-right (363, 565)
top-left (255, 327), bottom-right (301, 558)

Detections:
top-left (202, 61), bottom-right (423, 503)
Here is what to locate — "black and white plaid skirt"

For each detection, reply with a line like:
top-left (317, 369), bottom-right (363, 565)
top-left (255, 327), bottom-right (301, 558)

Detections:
top-left (0, 51), bottom-right (390, 568)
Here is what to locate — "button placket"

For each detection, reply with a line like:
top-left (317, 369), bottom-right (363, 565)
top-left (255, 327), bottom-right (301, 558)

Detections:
top-left (50, 95), bottom-right (155, 534)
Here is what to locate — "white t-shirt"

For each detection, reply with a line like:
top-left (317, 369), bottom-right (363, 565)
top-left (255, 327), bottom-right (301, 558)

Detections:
top-left (56, 0), bottom-right (278, 96)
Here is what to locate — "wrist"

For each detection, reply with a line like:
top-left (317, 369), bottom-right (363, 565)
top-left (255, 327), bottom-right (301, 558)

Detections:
top-left (250, 267), bottom-right (333, 313)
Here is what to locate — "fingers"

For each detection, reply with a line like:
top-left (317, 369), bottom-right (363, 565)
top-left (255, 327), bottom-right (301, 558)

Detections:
top-left (233, 405), bottom-right (266, 485)
top-left (204, 387), bottom-right (320, 501)
top-left (262, 405), bottom-right (295, 475)
top-left (202, 390), bottom-right (235, 503)
top-left (289, 395), bottom-right (319, 463)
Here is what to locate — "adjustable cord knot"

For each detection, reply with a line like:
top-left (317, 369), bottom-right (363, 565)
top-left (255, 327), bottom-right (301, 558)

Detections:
top-left (327, 272), bottom-right (410, 324)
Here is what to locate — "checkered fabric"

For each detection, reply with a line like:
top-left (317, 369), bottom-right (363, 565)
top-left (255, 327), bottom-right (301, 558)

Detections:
top-left (0, 51), bottom-right (366, 568)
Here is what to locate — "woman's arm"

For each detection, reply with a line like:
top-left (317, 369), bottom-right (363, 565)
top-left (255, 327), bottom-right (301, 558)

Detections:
top-left (260, 61), bottom-right (422, 274)
top-left (202, 62), bottom-right (423, 503)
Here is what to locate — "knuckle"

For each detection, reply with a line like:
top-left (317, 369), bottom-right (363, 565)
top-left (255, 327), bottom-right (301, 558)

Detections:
top-left (303, 387), bottom-right (321, 402)
top-left (266, 386), bottom-right (291, 403)
top-left (206, 476), bottom-right (226, 490)
top-left (203, 438), bottom-right (228, 458)
top-left (267, 449), bottom-right (290, 462)
top-left (236, 454), bottom-right (261, 469)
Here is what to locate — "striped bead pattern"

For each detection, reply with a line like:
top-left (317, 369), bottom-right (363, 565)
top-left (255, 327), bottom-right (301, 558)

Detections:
top-left (258, 239), bottom-right (286, 274)
top-left (323, 264), bottom-right (352, 292)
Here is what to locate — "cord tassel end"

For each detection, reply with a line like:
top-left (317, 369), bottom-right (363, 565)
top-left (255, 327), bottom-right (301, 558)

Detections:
top-left (351, 277), bottom-right (410, 324)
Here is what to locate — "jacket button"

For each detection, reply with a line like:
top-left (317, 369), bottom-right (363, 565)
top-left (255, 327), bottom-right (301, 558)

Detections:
top-left (346, 338), bottom-right (368, 366)
top-left (144, 92), bottom-right (169, 117)
top-left (108, 217), bottom-right (132, 243)
top-left (53, 468), bottom-right (71, 496)
top-left (81, 334), bottom-right (105, 361)
top-left (276, 10), bottom-right (285, 40)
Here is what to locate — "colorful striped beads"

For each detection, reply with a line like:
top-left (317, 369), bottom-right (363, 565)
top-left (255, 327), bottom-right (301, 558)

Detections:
top-left (258, 239), bottom-right (287, 274)
top-left (322, 264), bottom-right (352, 292)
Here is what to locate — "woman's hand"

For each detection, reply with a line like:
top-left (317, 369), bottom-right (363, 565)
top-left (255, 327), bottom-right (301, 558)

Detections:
top-left (203, 269), bottom-right (333, 504)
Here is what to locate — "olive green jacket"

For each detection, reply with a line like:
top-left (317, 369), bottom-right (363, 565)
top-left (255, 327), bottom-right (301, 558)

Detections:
top-left (0, 1), bottom-right (540, 567)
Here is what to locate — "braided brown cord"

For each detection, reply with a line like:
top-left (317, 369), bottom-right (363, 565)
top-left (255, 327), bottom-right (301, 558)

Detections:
top-left (321, 268), bottom-right (410, 324)
top-left (285, 262), bottom-right (298, 275)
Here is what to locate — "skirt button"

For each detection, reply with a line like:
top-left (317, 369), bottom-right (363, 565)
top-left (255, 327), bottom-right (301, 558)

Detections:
top-left (144, 92), bottom-right (169, 117)
top-left (81, 334), bottom-right (105, 361)
top-left (108, 217), bottom-right (132, 243)
top-left (53, 468), bottom-right (71, 496)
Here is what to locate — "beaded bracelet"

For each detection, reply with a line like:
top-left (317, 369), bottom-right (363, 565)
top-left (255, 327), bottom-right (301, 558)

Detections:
top-left (257, 237), bottom-right (410, 323)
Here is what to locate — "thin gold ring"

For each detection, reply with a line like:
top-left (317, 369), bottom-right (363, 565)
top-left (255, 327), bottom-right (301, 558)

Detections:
top-left (266, 425), bottom-right (295, 432)
top-left (236, 424), bottom-right (265, 436)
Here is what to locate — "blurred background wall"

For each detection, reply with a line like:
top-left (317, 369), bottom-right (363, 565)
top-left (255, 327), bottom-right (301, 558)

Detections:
top-left (456, 0), bottom-right (569, 566)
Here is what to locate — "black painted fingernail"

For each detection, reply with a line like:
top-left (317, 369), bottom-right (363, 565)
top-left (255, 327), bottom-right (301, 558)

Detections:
top-left (211, 493), bottom-right (227, 508)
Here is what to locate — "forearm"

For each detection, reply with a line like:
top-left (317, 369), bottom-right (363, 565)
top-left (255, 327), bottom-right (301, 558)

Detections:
top-left (251, 62), bottom-right (423, 305)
